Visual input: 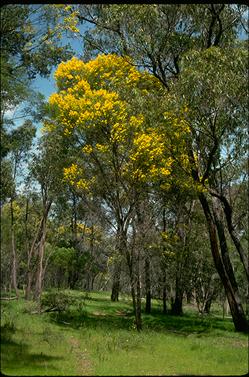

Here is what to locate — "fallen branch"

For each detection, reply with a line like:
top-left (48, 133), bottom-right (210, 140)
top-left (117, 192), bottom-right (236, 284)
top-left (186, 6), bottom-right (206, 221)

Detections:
top-left (0, 296), bottom-right (18, 301)
top-left (31, 307), bottom-right (61, 314)
top-left (51, 318), bottom-right (70, 325)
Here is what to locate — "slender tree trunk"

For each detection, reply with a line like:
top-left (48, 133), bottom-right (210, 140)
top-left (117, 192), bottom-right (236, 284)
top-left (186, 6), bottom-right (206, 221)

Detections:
top-left (124, 232), bottom-right (136, 313)
top-left (34, 224), bottom-right (47, 301)
top-left (145, 253), bottom-right (151, 314)
top-left (171, 274), bottom-right (183, 315)
top-left (199, 192), bottom-right (248, 332)
top-left (126, 248), bottom-right (137, 317)
top-left (135, 248), bottom-right (142, 331)
top-left (162, 207), bottom-right (167, 314)
top-left (134, 201), bottom-right (146, 330)
top-left (25, 200), bottom-right (52, 300)
top-left (186, 290), bottom-right (192, 304)
top-left (25, 220), bottom-right (43, 300)
top-left (117, 214), bottom-right (142, 331)
top-left (10, 199), bottom-right (19, 298)
top-left (162, 269), bottom-right (167, 314)
top-left (111, 259), bottom-right (121, 301)
top-left (210, 190), bottom-right (249, 281)
top-left (111, 226), bottom-right (124, 301)
top-left (212, 198), bottom-right (247, 326)
top-left (204, 296), bottom-right (212, 314)
top-left (11, 228), bottom-right (19, 298)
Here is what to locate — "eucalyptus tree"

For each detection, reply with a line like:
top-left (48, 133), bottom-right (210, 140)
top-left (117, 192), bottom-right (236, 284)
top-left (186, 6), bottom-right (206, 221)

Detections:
top-left (76, 4), bottom-right (245, 79)
top-left (3, 121), bottom-right (36, 297)
top-left (73, 4), bottom-right (248, 332)
top-left (164, 45), bottom-right (248, 331)
top-left (0, 4), bottom-right (75, 139)
top-left (25, 132), bottom-right (67, 300)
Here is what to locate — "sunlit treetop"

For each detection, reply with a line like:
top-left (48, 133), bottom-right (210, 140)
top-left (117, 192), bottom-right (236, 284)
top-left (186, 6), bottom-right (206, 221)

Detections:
top-left (54, 54), bottom-right (162, 94)
top-left (46, 54), bottom-right (191, 193)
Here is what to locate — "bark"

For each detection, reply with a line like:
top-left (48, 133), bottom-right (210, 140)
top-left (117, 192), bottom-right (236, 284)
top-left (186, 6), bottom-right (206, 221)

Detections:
top-left (162, 207), bottom-right (167, 314)
top-left (199, 192), bottom-right (248, 332)
top-left (68, 271), bottom-right (79, 289)
top-left (25, 200), bottom-right (52, 300)
top-left (204, 296), bottom-right (212, 314)
top-left (162, 269), bottom-right (167, 314)
top-left (34, 222), bottom-right (47, 301)
top-left (134, 201), bottom-right (146, 331)
top-left (171, 274), bottom-right (183, 315)
top-left (111, 225), bottom-right (124, 301)
top-left (135, 248), bottom-right (142, 331)
top-left (25, 225), bottom-right (43, 300)
top-left (111, 260), bottom-right (121, 301)
top-left (217, 193), bottom-right (248, 281)
top-left (123, 222), bottom-right (142, 331)
top-left (124, 230), bottom-right (137, 317)
top-left (209, 188), bottom-right (249, 281)
top-left (186, 290), bottom-right (192, 304)
top-left (10, 199), bottom-right (19, 299)
top-left (145, 254), bottom-right (151, 314)
top-left (171, 200), bottom-right (194, 316)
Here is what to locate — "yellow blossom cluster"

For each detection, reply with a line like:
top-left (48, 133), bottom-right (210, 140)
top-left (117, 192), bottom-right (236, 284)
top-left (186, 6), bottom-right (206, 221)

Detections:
top-left (82, 145), bottom-right (93, 154)
top-left (125, 130), bottom-right (173, 182)
top-left (53, 54), bottom-right (162, 96)
top-left (47, 54), bottom-right (191, 189)
top-left (63, 163), bottom-right (90, 191)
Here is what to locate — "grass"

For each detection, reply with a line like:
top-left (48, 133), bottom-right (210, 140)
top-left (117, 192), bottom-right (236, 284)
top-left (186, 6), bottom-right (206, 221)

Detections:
top-left (1, 290), bottom-right (248, 376)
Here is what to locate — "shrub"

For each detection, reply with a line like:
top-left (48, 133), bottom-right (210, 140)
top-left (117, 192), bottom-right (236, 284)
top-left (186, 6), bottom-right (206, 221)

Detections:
top-left (41, 290), bottom-right (86, 314)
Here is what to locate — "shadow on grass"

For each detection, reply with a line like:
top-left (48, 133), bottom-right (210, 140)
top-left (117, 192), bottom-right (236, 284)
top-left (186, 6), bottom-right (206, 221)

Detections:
top-left (48, 296), bottom-right (235, 337)
top-left (1, 327), bottom-right (63, 374)
top-left (142, 311), bottom-right (235, 336)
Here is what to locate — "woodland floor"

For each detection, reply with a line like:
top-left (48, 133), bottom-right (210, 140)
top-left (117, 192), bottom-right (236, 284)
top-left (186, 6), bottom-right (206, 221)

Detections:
top-left (1, 290), bottom-right (248, 376)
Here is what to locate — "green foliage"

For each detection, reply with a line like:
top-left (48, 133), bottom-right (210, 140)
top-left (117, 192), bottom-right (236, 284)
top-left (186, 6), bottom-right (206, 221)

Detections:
top-left (80, 4), bottom-right (244, 82)
top-left (0, 159), bottom-right (14, 201)
top-left (41, 290), bottom-right (86, 314)
top-left (50, 246), bottom-right (76, 269)
top-left (0, 4), bottom-right (73, 80)
top-left (9, 121), bottom-right (36, 165)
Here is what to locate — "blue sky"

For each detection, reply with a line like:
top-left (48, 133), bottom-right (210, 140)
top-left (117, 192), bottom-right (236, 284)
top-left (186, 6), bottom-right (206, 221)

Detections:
top-left (28, 24), bottom-right (90, 138)
top-left (31, 26), bottom-right (87, 100)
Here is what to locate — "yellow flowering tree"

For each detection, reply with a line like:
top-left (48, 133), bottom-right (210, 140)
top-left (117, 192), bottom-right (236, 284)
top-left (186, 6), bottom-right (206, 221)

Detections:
top-left (45, 53), bottom-right (190, 330)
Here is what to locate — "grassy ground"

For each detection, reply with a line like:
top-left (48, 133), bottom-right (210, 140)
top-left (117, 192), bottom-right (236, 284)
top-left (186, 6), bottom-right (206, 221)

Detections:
top-left (1, 290), bottom-right (248, 376)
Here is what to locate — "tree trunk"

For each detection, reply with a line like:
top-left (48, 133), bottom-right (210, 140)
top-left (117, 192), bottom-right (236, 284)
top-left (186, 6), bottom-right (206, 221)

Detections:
top-left (124, 227), bottom-right (141, 330)
top-left (145, 254), bottom-right (151, 314)
top-left (162, 269), bottom-right (167, 314)
top-left (204, 295), bottom-right (212, 314)
top-left (111, 260), bottom-right (121, 301)
top-left (186, 290), bottom-right (192, 304)
top-left (34, 225), bottom-right (46, 301)
top-left (25, 200), bottom-right (52, 300)
top-left (199, 192), bottom-right (248, 332)
top-left (11, 229), bottom-right (19, 298)
top-left (25, 222), bottom-right (43, 300)
top-left (209, 190), bottom-right (249, 281)
top-left (135, 248), bottom-right (142, 331)
top-left (171, 257), bottom-right (183, 316)
top-left (171, 275), bottom-right (183, 316)
top-left (10, 199), bottom-right (19, 299)
top-left (162, 207), bottom-right (167, 314)
top-left (212, 198), bottom-right (247, 327)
